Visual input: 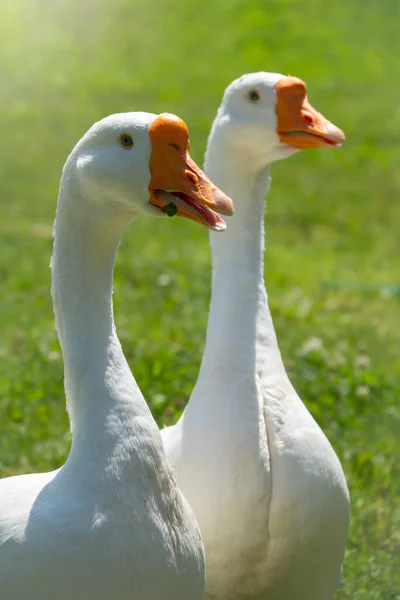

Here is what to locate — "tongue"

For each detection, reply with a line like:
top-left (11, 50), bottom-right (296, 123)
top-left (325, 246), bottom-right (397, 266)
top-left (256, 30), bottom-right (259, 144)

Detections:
top-left (173, 192), bottom-right (226, 230)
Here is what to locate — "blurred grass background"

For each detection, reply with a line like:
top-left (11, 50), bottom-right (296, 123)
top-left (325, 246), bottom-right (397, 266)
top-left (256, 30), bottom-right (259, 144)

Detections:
top-left (0, 0), bottom-right (399, 597)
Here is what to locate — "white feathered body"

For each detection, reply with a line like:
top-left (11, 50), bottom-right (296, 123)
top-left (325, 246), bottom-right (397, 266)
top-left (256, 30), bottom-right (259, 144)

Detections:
top-left (0, 415), bottom-right (204, 600)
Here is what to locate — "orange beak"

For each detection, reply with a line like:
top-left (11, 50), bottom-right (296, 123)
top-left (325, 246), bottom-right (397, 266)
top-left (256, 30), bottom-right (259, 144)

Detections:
top-left (148, 113), bottom-right (233, 231)
top-left (275, 77), bottom-right (345, 149)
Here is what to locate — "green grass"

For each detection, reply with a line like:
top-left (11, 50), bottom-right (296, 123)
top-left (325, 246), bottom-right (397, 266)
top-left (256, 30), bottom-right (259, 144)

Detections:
top-left (0, 0), bottom-right (399, 597)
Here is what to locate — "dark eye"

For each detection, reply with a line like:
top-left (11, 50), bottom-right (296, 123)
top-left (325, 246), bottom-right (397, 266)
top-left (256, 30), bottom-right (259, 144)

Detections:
top-left (119, 133), bottom-right (134, 149)
top-left (248, 89), bottom-right (261, 103)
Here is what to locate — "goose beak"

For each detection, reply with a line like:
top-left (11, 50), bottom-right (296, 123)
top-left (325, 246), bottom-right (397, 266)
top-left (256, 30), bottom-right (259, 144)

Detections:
top-left (275, 77), bottom-right (345, 149)
top-left (148, 113), bottom-right (233, 232)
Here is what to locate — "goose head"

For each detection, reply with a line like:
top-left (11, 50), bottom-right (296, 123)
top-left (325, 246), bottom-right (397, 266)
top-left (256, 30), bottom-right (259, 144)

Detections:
top-left (66, 111), bottom-right (233, 231)
top-left (208, 72), bottom-right (345, 168)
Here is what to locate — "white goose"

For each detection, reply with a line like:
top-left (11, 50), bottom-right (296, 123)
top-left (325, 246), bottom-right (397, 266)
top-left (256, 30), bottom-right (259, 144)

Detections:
top-left (162, 73), bottom-right (350, 600)
top-left (0, 111), bottom-right (234, 600)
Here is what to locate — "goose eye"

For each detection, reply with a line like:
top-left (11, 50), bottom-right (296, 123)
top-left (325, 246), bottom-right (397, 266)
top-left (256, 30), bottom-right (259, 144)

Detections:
top-left (248, 89), bottom-right (261, 103)
top-left (119, 133), bottom-right (134, 149)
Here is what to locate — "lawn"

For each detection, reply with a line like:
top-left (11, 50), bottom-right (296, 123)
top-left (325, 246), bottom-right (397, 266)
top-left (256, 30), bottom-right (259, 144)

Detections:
top-left (0, 0), bottom-right (399, 597)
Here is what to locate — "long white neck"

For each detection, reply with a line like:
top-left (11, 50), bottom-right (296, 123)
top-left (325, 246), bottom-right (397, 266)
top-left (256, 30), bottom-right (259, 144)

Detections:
top-left (192, 134), bottom-right (287, 404)
top-left (51, 175), bottom-right (165, 476)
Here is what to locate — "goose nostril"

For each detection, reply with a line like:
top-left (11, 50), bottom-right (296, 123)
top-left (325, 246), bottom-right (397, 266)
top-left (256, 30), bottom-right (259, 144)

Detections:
top-left (303, 114), bottom-right (314, 124)
top-left (186, 171), bottom-right (198, 185)
top-left (168, 142), bottom-right (181, 151)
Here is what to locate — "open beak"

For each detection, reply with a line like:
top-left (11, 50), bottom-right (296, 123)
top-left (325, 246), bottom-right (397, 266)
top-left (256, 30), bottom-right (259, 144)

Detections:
top-left (275, 77), bottom-right (345, 149)
top-left (148, 113), bottom-right (233, 231)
